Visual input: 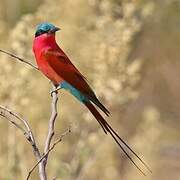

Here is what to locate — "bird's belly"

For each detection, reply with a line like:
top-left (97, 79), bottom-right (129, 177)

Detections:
top-left (38, 62), bottom-right (63, 85)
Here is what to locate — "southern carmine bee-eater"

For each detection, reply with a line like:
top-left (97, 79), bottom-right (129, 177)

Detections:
top-left (33, 22), bottom-right (151, 175)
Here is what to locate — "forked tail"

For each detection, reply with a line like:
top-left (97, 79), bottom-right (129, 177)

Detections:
top-left (84, 101), bottom-right (152, 176)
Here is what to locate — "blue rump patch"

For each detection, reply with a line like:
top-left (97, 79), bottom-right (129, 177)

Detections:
top-left (59, 81), bottom-right (88, 103)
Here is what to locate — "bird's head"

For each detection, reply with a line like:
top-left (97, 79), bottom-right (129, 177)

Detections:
top-left (35, 23), bottom-right (60, 37)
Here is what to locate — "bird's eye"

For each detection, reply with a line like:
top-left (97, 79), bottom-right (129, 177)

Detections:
top-left (35, 29), bottom-right (46, 37)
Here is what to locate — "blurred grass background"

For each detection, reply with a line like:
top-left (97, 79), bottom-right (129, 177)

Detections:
top-left (0, 0), bottom-right (180, 179)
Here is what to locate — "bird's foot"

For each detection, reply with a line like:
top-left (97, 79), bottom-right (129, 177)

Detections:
top-left (50, 86), bottom-right (62, 97)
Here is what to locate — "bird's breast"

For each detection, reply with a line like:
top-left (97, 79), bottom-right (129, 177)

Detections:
top-left (33, 47), bottom-right (63, 85)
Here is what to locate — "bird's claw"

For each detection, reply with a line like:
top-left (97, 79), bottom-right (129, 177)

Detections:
top-left (50, 89), bottom-right (57, 97)
top-left (50, 86), bottom-right (62, 97)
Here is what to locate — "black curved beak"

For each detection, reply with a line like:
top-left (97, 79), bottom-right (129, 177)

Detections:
top-left (49, 27), bottom-right (61, 33)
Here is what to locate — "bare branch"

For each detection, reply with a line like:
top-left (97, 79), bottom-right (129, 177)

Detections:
top-left (0, 50), bottom-right (71, 179)
top-left (0, 105), bottom-right (40, 151)
top-left (0, 49), bottom-right (38, 70)
top-left (44, 85), bottom-right (58, 167)
top-left (26, 84), bottom-right (69, 180)
top-left (0, 107), bottom-right (28, 136)
top-left (26, 127), bottom-right (71, 180)
top-left (0, 106), bottom-right (44, 179)
top-left (0, 105), bottom-right (36, 143)
top-left (0, 106), bottom-right (35, 142)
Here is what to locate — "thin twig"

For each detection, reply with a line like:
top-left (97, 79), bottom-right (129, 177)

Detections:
top-left (0, 105), bottom-right (36, 143)
top-left (0, 49), bottom-right (38, 70)
top-left (0, 106), bottom-right (45, 179)
top-left (0, 106), bottom-right (35, 143)
top-left (26, 128), bottom-right (71, 180)
top-left (0, 108), bottom-right (28, 137)
top-left (0, 105), bottom-right (41, 154)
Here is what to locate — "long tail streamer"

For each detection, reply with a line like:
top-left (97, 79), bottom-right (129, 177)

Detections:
top-left (85, 102), bottom-right (152, 176)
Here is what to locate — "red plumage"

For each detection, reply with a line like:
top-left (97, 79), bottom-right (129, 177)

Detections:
top-left (33, 29), bottom-right (151, 175)
top-left (33, 33), bottom-right (109, 115)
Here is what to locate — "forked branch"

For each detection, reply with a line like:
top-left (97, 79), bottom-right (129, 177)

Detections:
top-left (0, 49), bottom-right (71, 180)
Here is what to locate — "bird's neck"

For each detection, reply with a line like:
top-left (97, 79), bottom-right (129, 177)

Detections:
top-left (33, 33), bottom-right (58, 49)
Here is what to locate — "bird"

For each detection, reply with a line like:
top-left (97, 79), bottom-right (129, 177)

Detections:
top-left (33, 22), bottom-right (151, 175)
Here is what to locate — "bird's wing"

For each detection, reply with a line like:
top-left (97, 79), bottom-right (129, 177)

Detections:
top-left (45, 48), bottom-right (86, 78)
top-left (44, 48), bottom-right (110, 115)
top-left (44, 48), bottom-right (93, 95)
